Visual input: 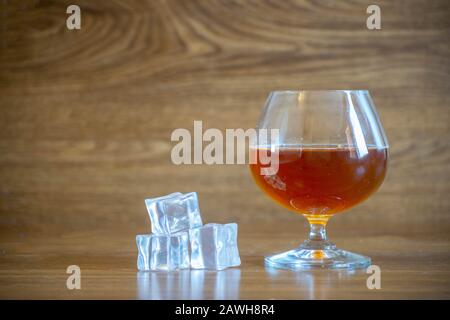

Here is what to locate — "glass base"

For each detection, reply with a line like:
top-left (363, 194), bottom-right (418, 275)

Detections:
top-left (265, 241), bottom-right (371, 270)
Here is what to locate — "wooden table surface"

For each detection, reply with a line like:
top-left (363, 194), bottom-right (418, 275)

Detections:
top-left (0, 224), bottom-right (449, 299)
top-left (0, 0), bottom-right (449, 299)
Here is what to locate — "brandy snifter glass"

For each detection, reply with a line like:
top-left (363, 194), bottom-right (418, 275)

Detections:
top-left (250, 90), bottom-right (389, 269)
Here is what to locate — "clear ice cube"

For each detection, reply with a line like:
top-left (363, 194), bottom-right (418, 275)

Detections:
top-left (136, 233), bottom-right (190, 271)
top-left (145, 192), bottom-right (202, 234)
top-left (189, 223), bottom-right (241, 270)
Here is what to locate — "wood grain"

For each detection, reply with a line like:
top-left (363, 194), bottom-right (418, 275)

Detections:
top-left (0, 0), bottom-right (449, 299)
top-left (0, 225), bottom-right (449, 299)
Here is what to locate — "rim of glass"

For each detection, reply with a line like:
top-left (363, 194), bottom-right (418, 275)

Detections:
top-left (270, 89), bottom-right (369, 94)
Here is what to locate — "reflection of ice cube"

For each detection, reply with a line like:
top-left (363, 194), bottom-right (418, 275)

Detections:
top-left (213, 269), bottom-right (241, 299)
top-left (189, 223), bottom-right (241, 270)
top-left (137, 271), bottom-right (190, 300)
top-left (189, 270), bottom-right (241, 299)
top-left (145, 192), bottom-right (202, 234)
top-left (136, 269), bottom-right (241, 300)
top-left (136, 233), bottom-right (189, 271)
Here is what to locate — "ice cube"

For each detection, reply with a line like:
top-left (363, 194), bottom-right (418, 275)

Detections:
top-left (136, 233), bottom-right (190, 271)
top-left (189, 223), bottom-right (241, 270)
top-left (145, 192), bottom-right (202, 234)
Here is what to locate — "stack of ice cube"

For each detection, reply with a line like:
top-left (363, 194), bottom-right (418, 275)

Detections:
top-left (136, 192), bottom-right (241, 271)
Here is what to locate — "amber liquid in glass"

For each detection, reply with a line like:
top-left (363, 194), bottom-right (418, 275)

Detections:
top-left (250, 146), bottom-right (388, 216)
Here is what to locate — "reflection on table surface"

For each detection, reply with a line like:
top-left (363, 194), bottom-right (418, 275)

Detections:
top-left (137, 269), bottom-right (241, 300)
top-left (136, 266), bottom-right (369, 300)
top-left (265, 267), bottom-right (367, 300)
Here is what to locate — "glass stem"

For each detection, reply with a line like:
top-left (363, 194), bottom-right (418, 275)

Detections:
top-left (309, 222), bottom-right (327, 241)
top-left (303, 215), bottom-right (332, 248)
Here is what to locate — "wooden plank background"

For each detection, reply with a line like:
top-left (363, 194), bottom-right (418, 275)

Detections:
top-left (0, 0), bottom-right (449, 238)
